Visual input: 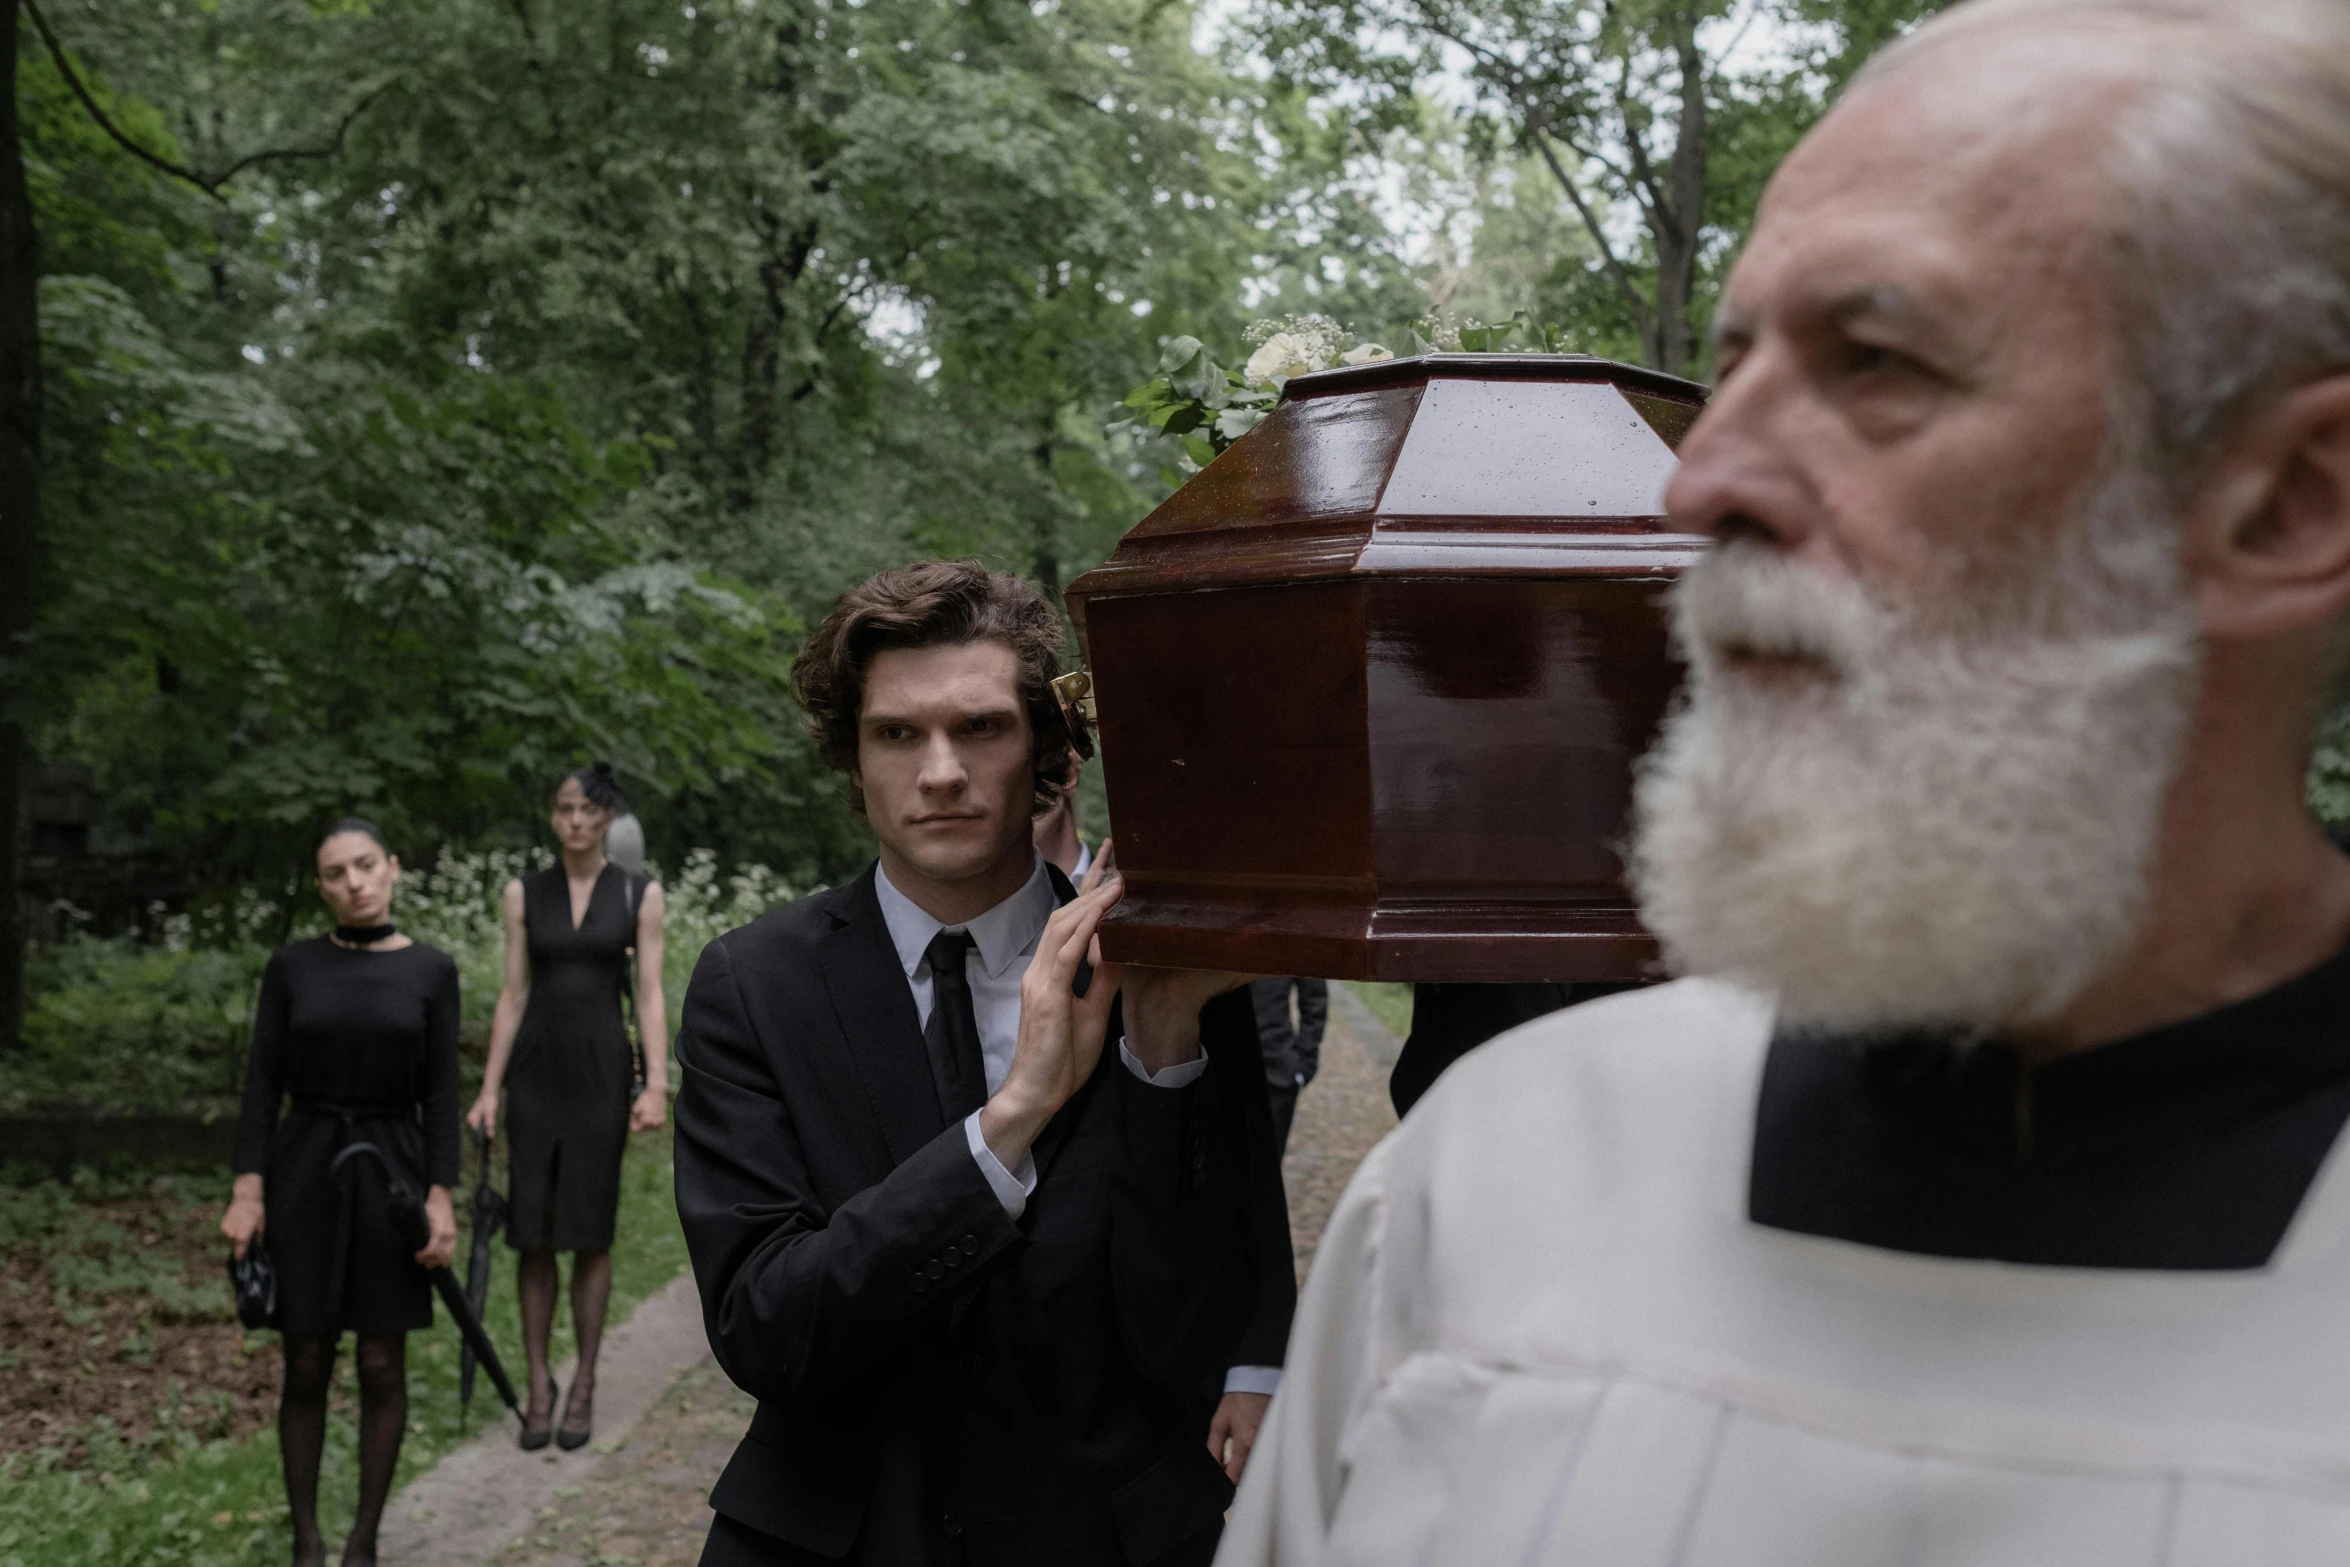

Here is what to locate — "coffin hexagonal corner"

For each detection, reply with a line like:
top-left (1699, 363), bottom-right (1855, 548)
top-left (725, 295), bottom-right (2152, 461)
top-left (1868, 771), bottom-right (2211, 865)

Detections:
top-left (1066, 354), bottom-right (1708, 982)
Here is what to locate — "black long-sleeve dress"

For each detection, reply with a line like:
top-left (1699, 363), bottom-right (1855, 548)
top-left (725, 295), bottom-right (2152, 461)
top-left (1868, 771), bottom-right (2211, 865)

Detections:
top-left (233, 937), bottom-right (462, 1336)
top-left (505, 864), bottom-right (640, 1253)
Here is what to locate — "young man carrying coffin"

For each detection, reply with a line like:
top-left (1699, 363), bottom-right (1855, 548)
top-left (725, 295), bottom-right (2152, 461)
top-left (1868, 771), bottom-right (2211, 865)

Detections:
top-left (674, 561), bottom-right (1292, 1567)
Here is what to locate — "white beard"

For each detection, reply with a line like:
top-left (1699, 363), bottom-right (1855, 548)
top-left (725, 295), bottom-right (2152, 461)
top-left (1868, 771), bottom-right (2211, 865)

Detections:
top-left (1627, 505), bottom-right (2202, 1035)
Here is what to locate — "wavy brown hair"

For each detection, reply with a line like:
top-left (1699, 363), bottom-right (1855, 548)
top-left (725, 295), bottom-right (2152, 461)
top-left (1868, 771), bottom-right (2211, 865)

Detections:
top-left (790, 560), bottom-right (1077, 817)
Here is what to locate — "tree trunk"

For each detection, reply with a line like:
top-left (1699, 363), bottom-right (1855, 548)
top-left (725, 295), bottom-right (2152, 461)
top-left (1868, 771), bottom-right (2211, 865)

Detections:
top-left (1648, 7), bottom-right (1708, 377)
top-left (0, 0), bottom-right (43, 1048)
top-left (1032, 428), bottom-right (1061, 601)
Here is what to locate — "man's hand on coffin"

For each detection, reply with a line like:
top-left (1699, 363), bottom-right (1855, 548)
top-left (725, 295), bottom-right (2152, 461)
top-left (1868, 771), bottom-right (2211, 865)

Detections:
top-left (981, 875), bottom-right (1126, 1169)
top-left (1122, 965), bottom-right (1254, 1076)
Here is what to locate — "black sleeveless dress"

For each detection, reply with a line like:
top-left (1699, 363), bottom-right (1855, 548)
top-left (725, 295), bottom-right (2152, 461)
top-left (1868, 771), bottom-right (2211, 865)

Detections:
top-left (506, 864), bottom-right (640, 1252)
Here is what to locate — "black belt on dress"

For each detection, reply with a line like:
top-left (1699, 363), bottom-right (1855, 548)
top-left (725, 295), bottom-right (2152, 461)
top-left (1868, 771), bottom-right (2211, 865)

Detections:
top-left (296, 1100), bottom-right (421, 1315)
top-left (292, 1097), bottom-right (414, 1120)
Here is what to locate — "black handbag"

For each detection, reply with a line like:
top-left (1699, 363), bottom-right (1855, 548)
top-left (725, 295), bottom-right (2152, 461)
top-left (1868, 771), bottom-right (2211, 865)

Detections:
top-left (228, 1245), bottom-right (278, 1330)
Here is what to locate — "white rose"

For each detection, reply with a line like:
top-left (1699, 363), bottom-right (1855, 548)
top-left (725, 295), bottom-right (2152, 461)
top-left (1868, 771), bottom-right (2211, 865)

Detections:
top-left (1340, 343), bottom-right (1394, 365)
top-left (1244, 332), bottom-right (1320, 387)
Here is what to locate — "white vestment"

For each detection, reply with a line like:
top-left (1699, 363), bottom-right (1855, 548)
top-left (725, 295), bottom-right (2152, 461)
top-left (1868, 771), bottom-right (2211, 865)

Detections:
top-left (1217, 978), bottom-right (2350, 1566)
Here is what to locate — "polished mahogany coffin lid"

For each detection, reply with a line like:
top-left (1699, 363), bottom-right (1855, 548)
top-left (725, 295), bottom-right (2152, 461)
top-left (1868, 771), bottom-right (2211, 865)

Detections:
top-left (1066, 353), bottom-right (1709, 983)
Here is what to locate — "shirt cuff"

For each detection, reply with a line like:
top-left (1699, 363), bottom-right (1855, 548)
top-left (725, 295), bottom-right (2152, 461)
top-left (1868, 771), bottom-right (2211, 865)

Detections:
top-left (964, 1108), bottom-right (1038, 1219)
top-left (1224, 1365), bottom-right (1283, 1396)
top-left (1119, 1037), bottom-right (1209, 1088)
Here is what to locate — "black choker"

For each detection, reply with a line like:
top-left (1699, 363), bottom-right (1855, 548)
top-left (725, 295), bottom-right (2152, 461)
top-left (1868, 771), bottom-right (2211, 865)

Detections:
top-left (334, 924), bottom-right (397, 946)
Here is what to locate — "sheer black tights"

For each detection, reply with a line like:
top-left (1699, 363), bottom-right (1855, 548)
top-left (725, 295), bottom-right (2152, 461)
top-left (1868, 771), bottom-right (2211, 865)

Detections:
top-left (516, 1248), bottom-right (614, 1431)
top-left (278, 1332), bottom-right (407, 1567)
top-left (279, 1335), bottom-right (333, 1565)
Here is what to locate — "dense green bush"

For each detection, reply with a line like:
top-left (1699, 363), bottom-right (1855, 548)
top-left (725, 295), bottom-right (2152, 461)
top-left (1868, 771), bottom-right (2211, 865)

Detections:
top-left (10, 941), bottom-right (267, 1113)
top-left (4, 850), bottom-right (800, 1115)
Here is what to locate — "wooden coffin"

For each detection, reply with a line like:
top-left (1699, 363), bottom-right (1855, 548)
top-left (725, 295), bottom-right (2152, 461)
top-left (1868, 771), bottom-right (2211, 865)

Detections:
top-left (1064, 353), bottom-right (1708, 982)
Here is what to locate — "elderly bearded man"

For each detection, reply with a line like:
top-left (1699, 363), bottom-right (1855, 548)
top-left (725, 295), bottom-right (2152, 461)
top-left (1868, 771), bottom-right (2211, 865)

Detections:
top-left (1217, 1), bottom-right (2350, 1562)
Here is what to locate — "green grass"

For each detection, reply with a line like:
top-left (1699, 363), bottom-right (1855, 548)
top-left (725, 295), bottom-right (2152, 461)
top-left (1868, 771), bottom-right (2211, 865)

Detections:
top-left (1344, 981), bottom-right (1415, 1041)
top-left (0, 1124), bottom-right (689, 1567)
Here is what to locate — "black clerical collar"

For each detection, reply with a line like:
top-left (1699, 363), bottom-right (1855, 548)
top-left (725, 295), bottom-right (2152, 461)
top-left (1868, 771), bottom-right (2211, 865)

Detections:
top-left (1749, 944), bottom-right (2350, 1270)
top-left (333, 923), bottom-right (398, 947)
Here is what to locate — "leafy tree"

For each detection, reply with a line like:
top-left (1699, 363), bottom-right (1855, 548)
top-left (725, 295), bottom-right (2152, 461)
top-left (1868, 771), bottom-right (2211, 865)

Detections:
top-left (0, 3), bottom-right (40, 1046)
top-left (1249, 0), bottom-right (1949, 375)
top-left (5, 0), bottom-right (1426, 1011)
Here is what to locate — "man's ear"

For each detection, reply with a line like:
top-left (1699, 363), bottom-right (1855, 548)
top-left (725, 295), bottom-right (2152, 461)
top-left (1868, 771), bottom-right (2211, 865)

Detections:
top-left (2195, 373), bottom-right (2350, 641)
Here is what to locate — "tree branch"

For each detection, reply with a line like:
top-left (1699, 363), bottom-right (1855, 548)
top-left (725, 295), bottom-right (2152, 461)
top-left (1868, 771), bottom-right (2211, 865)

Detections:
top-left (1406, 5), bottom-right (1639, 196)
top-left (1524, 123), bottom-right (1653, 337)
top-left (22, 0), bottom-right (386, 201)
top-left (1609, 47), bottom-right (1669, 233)
top-left (205, 84), bottom-right (392, 188)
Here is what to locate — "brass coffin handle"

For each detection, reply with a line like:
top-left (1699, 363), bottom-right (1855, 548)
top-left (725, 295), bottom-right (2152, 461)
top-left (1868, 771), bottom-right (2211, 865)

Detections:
top-left (1051, 670), bottom-right (1099, 759)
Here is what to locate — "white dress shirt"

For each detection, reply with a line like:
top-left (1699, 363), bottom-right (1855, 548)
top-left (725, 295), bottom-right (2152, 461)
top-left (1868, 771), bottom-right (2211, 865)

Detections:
top-left (874, 853), bottom-right (1278, 1397)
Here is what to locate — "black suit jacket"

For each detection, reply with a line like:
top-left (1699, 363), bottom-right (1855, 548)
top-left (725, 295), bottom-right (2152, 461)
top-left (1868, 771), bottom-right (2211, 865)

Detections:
top-left (1248, 978), bottom-right (1327, 1092)
top-left (1389, 980), bottom-right (1649, 1117)
top-left (674, 864), bottom-right (1293, 1566)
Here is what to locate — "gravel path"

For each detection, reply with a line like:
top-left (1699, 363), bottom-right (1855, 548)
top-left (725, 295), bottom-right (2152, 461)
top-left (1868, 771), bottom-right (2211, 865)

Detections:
top-left (1284, 984), bottom-right (1401, 1281)
top-left (411, 988), bottom-right (1403, 1565)
top-left (377, 1271), bottom-right (714, 1565)
top-left (487, 1359), bottom-right (755, 1567)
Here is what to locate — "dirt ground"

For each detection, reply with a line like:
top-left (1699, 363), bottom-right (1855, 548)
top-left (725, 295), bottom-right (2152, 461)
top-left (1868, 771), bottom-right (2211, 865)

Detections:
top-left (481, 990), bottom-right (1403, 1565)
top-left (0, 1177), bottom-right (280, 1470)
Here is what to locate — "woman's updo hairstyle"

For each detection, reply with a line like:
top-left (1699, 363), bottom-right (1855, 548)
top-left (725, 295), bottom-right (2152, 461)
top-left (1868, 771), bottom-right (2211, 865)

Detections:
top-left (563, 761), bottom-right (629, 814)
top-left (319, 816), bottom-right (390, 854)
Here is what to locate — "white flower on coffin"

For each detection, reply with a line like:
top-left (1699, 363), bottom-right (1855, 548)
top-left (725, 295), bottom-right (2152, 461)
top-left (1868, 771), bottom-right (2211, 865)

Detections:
top-left (1340, 343), bottom-right (1393, 365)
top-left (1244, 332), bottom-right (1322, 387)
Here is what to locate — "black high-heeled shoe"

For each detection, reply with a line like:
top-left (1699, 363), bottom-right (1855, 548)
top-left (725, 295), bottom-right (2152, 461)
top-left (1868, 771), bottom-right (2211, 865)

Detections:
top-left (555, 1377), bottom-right (593, 1451)
top-left (518, 1377), bottom-right (555, 1451)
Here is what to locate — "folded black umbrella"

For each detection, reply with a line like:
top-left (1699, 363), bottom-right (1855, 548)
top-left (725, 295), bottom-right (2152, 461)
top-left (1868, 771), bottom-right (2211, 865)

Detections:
top-left (459, 1126), bottom-right (508, 1414)
top-left (330, 1141), bottom-right (522, 1422)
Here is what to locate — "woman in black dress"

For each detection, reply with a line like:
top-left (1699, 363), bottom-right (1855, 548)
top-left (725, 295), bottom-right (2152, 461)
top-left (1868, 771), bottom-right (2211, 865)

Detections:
top-left (468, 764), bottom-right (669, 1449)
top-left (221, 819), bottom-right (460, 1567)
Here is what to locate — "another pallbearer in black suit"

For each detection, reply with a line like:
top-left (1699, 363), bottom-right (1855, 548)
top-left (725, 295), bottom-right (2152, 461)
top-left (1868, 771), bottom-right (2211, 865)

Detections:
top-left (675, 561), bottom-right (1293, 1567)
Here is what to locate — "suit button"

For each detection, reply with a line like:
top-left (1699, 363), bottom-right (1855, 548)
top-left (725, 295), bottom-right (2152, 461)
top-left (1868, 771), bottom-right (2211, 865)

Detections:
top-left (928, 1258), bottom-right (945, 1279)
top-left (960, 1351), bottom-right (983, 1377)
top-left (961, 1234), bottom-right (979, 1256)
top-left (941, 1512), bottom-right (965, 1537)
top-left (943, 1249), bottom-right (962, 1268)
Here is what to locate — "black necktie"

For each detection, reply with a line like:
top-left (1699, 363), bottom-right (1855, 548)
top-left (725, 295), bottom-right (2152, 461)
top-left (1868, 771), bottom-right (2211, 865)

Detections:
top-left (923, 930), bottom-right (988, 1120)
